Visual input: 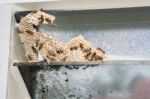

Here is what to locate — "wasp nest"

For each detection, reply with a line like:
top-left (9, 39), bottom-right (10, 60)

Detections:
top-left (17, 9), bottom-right (106, 62)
